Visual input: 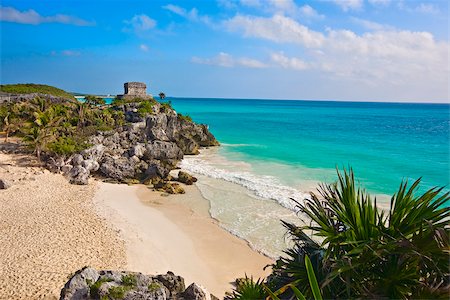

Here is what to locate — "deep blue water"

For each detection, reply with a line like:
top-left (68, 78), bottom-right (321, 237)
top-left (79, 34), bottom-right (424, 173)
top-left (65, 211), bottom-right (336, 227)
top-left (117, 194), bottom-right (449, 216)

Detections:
top-left (167, 98), bottom-right (449, 198)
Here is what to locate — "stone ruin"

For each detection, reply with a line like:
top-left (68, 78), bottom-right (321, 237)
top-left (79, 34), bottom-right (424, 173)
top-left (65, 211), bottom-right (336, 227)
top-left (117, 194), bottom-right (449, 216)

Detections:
top-left (117, 82), bottom-right (152, 100)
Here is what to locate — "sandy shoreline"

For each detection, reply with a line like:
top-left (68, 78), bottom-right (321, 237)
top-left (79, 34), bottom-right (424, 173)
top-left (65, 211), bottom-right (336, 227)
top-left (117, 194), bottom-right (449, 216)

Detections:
top-left (0, 150), bottom-right (126, 300)
top-left (0, 143), bottom-right (273, 299)
top-left (95, 181), bottom-right (273, 298)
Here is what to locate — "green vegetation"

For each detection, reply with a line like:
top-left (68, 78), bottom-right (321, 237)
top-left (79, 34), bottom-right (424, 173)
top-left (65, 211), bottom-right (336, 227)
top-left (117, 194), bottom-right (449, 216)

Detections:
top-left (137, 101), bottom-right (154, 116)
top-left (89, 277), bottom-right (113, 298)
top-left (229, 169), bottom-right (449, 299)
top-left (177, 113), bottom-right (192, 122)
top-left (159, 101), bottom-right (172, 113)
top-left (121, 274), bottom-right (137, 287)
top-left (0, 83), bottom-right (75, 100)
top-left (148, 282), bottom-right (161, 292)
top-left (228, 276), bottom-right (267, 300)
top-left (107, 286), bottom-right (127, 299)
top-left (84, 95), bottom-right (106, 107)
top-left (0, 90), bottom-right (126, 160)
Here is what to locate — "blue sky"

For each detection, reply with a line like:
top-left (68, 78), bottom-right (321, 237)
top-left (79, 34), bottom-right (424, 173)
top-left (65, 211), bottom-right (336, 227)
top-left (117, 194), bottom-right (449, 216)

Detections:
top-left (0, 0), bottom-right (448, 102)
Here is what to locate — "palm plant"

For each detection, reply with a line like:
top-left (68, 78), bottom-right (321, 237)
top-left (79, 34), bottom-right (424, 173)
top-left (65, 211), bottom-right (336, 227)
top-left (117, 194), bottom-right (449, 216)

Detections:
top-left (271, 169), bottom-right (449, 299)
top-left (22, 106), bottom-right (63, 161)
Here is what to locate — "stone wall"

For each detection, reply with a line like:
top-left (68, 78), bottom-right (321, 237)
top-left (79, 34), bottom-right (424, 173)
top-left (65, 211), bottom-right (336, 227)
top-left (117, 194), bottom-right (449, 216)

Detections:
top-left (124, 82), bottom-right (146, 96)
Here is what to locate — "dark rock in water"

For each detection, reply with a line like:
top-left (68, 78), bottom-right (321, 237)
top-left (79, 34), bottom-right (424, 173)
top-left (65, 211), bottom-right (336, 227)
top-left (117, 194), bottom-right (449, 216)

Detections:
top-left (177, 171), bottom-right (197, 185)
top-left (60, 267), bottom-right (213, 300)
top-left (0, 179), bottom-right (12, 189)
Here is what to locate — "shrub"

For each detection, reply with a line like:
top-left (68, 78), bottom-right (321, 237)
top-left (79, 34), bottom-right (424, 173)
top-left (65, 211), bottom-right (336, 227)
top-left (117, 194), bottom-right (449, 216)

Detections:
top-left (47, 135), bottom-right (88, 156)
top-left (137, 101), bottom-right (154, 116)
top-left (177, 113), bottom-right (192, 122)
top-left (0, 83), bottom-right (75, 100)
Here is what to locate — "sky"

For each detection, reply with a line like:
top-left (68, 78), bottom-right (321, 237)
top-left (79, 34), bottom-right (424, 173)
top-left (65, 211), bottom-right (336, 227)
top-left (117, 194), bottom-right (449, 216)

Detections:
top-left (0, 0), bottom-right (448, 103)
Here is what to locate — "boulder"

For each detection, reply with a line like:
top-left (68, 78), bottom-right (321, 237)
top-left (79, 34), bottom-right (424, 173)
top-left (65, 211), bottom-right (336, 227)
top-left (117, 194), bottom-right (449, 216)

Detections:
top-left (177, 171), bottom-right (197, 185)
top-left (180, 283), bottom-right (209, 300)
top-left (81, 159), bottom-right (100, 172)
top-left (99, 156), bottom-right (135, 181)
top-left (60, 268), bottom-right (211, 300)
top-left (144, 141), bottom-right (183, 161)
top-left (129, 143), bottom-right (146, 158)
top-left (68, 166), bottom-right (90, 185)
top-left (60, 267), bottom-right (99, 300)
top-left (81, 144), bottom-right (105, 161)
top-left (71, 154), bottom-right (84, 166)
top-left (155, 182), bottom-right (185, 194)
top-left (0, 179), bottom-right (12, 189)
top-left (47, 157), bottom-right (65, 173)
top-left (61, 165), bottom-right (73, 175)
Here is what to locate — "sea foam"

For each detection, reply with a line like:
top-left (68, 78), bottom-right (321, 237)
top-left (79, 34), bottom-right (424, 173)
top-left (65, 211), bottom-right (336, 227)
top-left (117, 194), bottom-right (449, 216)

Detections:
top-left (180, 154), bottom-right (310, 212)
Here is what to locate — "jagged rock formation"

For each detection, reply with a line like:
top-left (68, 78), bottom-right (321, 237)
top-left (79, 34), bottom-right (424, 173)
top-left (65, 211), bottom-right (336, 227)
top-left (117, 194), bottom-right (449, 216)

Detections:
top-left (60, 267), bottom-right (216, 300)
top-left (53, 101), bottom-right (218, 185)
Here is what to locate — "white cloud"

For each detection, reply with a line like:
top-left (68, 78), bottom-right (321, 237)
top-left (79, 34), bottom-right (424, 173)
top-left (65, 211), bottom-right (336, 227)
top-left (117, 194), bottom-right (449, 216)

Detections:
top-left (238, 57), bottom-right (267, 68)
top-left (368, 0), bottom-right (391, 6)
top-left (192, 52), bottom-right (267, 68)
top-left (217, 0), bottom-right (238, 9)
top-left (124, 14), bottom-right (156, 32)
top-left (271, 52), bottom-right (309, 70)
top-left (299, 5), bottom-right (325, 20)
top-left (140, 44), bottom-right (149, 52)
top-left (224, 14), bottom-right (325, 47)
top-left (163, 4), bottom-right (211, 25)
top-left (414, 3), bottom-right (439, 14)
top-left (397, 1), bottom-right (440, 14)
top-left (0, 6), bottom-right (94, 26)
top-left (351, 17), bottom-right (394, 31)
top-left (223, 13), bottom-right (449, 92)
top-left (240, 0), bottom-right (262, 8)
top-left (330, 0), bottom-right (363, 11)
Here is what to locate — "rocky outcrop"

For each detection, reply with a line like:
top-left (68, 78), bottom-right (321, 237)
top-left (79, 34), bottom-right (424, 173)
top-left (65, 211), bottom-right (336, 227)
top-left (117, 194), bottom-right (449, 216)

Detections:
top-left (176, 171), bottom-right (197, 185)
top-left (61, 101), bottom-right (218, 185)
top-left (60, 267), bottom-right (215, 300)
top-left (0, 179), bottom-right (12, 189)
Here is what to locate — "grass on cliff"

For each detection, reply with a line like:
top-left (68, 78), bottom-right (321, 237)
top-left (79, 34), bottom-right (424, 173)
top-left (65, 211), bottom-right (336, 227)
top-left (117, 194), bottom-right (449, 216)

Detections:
top-left (0, 83), bottom-right (75, 100)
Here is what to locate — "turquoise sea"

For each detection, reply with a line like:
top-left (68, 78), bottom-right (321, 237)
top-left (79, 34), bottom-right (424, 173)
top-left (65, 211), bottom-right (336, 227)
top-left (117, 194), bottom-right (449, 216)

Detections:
top-left (98, 97), bottom-right (450, 256)
top-left (169, 98), bottom-right (449, 196)
top-left (164, 98), bottom-right (449, 256)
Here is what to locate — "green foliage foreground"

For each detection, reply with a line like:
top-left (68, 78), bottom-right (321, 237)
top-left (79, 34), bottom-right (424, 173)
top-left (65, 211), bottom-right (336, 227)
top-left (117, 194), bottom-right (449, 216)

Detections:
top-left (229, 169), bottom-right (449, 300)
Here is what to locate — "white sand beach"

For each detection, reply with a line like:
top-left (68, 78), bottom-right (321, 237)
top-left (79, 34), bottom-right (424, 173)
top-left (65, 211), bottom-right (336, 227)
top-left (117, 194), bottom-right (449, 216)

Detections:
top-left (0, 150), bottom-right (126, 300)
top-left (94, 182), bottom-right (273, 298)
top-left (0, 143), bottom-right (272, 299)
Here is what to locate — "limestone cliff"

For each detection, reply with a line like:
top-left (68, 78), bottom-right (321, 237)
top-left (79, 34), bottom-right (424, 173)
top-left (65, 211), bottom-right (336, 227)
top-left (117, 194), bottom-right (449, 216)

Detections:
top-left (53, 101), bottom-right (219, 185)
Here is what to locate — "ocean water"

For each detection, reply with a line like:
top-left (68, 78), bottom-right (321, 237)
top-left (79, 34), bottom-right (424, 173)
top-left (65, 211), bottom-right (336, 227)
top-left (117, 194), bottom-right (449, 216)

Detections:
top-left (165, 98), bottom-right (449, 257)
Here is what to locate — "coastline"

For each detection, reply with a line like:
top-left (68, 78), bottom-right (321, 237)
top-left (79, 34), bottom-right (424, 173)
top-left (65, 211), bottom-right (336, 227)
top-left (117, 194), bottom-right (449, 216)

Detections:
top-left (0, 146), bottom-right (273, 299)
top-left (94, 181), bottom-right (273, 298)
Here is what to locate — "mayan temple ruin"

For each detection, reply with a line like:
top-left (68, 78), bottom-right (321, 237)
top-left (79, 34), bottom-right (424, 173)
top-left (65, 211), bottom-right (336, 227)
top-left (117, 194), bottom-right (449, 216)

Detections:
top-left (117, 82), bottom-right (152, 100)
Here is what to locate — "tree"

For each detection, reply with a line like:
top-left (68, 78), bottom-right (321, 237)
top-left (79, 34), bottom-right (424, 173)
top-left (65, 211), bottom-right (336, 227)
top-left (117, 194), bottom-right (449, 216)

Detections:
top-left (22, 107), bottom-right (63, 162)
top-left (84, 95), bottom-right (106, 107)
top-left (159, 92), bottom-right (166, 100)
top-left (0, 103), bottom-right (23, 142)
top-left (265, 169), bottom-right (449, 299)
